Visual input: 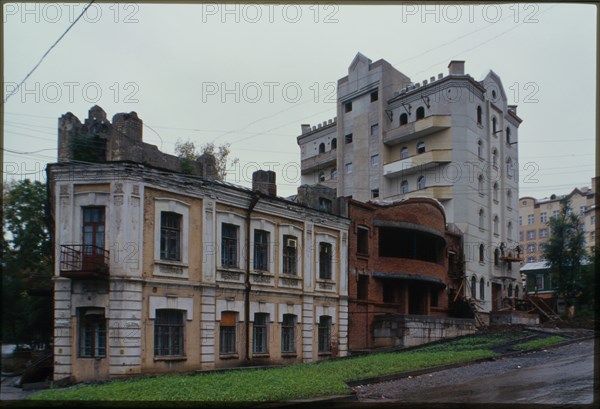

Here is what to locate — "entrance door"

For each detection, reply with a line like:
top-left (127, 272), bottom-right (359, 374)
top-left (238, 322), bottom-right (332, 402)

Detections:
top-left (82, 207), bottom-right (105, 271)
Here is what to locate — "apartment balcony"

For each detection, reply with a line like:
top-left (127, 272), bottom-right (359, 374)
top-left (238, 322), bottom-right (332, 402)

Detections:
top-left (301, 150), bottom-right (337, 175)
top-left (383, 149), bottom-right (452, 178)
top-left (386, 185), bottom-right (454, 201)
top-left (59, 244), bottom-right (110, 279)
top-left (383, 115), bottom-right (451, 146)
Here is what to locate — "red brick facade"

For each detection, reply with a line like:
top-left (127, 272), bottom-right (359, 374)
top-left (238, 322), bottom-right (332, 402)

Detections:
top-left (345, 198), bottom-right (464, 351)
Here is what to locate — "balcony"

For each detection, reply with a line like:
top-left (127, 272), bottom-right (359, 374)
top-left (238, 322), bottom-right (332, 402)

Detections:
top-left (301, 149), bottom-right (337, 174)
top-left (383, 115), bottom-right (451, 146)
top-left (383, 149), bottom-right (452, 177)
top-left (60, 244), bottom-right (110, 279)
top-left (386, 185), bottom-right (454, 201)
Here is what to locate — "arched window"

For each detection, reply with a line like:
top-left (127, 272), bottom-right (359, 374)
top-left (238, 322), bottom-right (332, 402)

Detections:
top-left (476, 106), bottom-right (482, 125)
top-left (331, 138), bottom-right (337, 150)
top-left (417, 176), bottom-right (426, 190)
top-left (480, 278), bottom-right (485, 301)
top-left (493, 215), bottom-right (499, 235)
top-left (492, 148), bottom-right (498, 167)
top-left (471, 276), bottom-right (477, 299)
top-left (507, 189), bottom-right (512, 207)
top-left (508, 284), bottom-right (513, 298)
top-left (478, 174), bottom-right (484, 195)
top-left (492, 117), bottom-right (497, 134)
top-left (493, 182), bottom-right (499, 202)
top-left (494, 248), bottom-right (500, 266)
top-left (479, 208), bottom-right (485, 230)
top-left (416, 141), bottom-right (425, 154)
top-left (506, 157), bottom-right (513, 178)
top-left (401, 180), bottom-right (409, 194)
top-left (330, 168), bottom-right (337, 180)
top-left (318, 171), bottom-right (325, 182)
top-left (506, 127), bottom-right (511, 145)
top-left (479, 243), bottom-right (485, 263)
top-left (401, 147), bottom-right (409, 159)
top-left (416, 106), bottom-right (425, 120)
top-left (507, 221), bottom-right (513, 238)
top-left (478, 140), bottom-right (483, 159)
top-left (400, 113), bottom-right (408, 125)
top-left (319, 143), bottom-right (325, 154)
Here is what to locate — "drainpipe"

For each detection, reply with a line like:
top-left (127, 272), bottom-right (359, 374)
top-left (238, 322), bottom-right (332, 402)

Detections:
top-left (245, 191), bottom-right (260, 362)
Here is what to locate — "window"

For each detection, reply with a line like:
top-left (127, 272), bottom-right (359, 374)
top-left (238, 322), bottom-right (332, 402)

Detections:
top-left (78, 309), bottom-right (106, 358)
top-left (476, 106), bottom-right (482, 125)
top-left (528, 256), bottom-right (536, 263)
top-left (281, 314), bottom-right (296, 353)
top-left (539, 228), bottom-right (548, 238)
top-left (417, 176), bottom-right (426, 190)
top-left (519, 216), bottom-right (523, 226)
top-left (506, 157), bottom-right (513, 178)
top-left (253, 230), bottom-right (269, 271)
top-left (221, 223), bottom-right (239, 268)
top-left (480, 278), bottom-right (485, 301)
top-left (479, 243), bottom-right (485, 263)
top-left (527, 243), bottom-right (536, 253)
top-left (592, 215), bottom-right (596, 224)
top-left (154, 309), bottom-right (184, 357)
top-left (357, 275), bottom-right (369, 300)
top-left (553, 210), bottom-right (560, 218)
top-left (471, 276), bottom-right (477, 299)
top-left (318, 171), bottom-right (325, 182)
top-left (344, 101), bottom-right (352, 113)
top-left (494, 248), bottom-right (500, 266)
top-left (252, 313), bottom-right (269, 354)
top-left (371, 154), bottom-right (379, 166)
top-left (370, 90), bottom-right (378, 102)
top-left (479, 208), bottom-right (485, 230)
top-left (331, 138), bottom-right (337, 150)
top-left (519, 231), bottom-right (524, 241)
top-left (319, 197), bottom-right (332, 212)
top-left (506, 127), bottom-right (511, 145)
top-left (478, 174), bottom-right (484, 195)
top-left (345, 133), bottom-right (353, 144)
top-left (370, 123), bottom-right (379, 136)
top-left (219, 311), bottom-right (236, 354)
top-left (492, 149), bottom-right (498, 167)
top-left (319, 242), bottom-right (332, 280)
top-left (400, 113), bottom-right (408, 125)
top-left (330, 168), bottom-right (337, 180)
top-left (492, 117), bottom-right (497, 134)
top-left (493, 215), bottom-right (499, 235)
top-left (493, 183), bottom-right (499, 202)
top-left (416, 106), bottom-right (425, 120)
top-left (430, 288), bottom-right (439, 307)
top-left (528, 214), bottom-right (534, 224)
top-left (507, 221), bottom-right (513, 238)
top-left (535, 274), bottom-right (544, 289)
top-left (318, 316), bottom-right (332, 353)
top-left (540, 212), bottom-right (547, 223)
top-left (515, 286), bottom-right (519, 298)
top-left (371, 188), bottom-right (379, 199)
top-left (83, 207), bottom-right (105, 255)
top-left (477, 140), bottom-right (483, 159)
top-left (357, 226), bottom-right (369, 255)
top-left (318, 143), bottom-right (325, 154)
top-left (401, 146), bottom-right (409, 159)
top-left (508, 284), bottom-right (513, 298)
top-left (283, 235), bottom-right (298, 275)
top-left (417, 141), bottom-right (426, 154)
top-left (345, 163), bottom-right (353, 174)
top-left (527, 230), bottom-right (535, 240)
top-left (160, 212), bottom-right (181, 261)
top-left (507, 189), bottom-right (513, 208)
top-left (580, 206), bottom-right (586, 215)
top-left (401, 180), bottom-right (409, 194)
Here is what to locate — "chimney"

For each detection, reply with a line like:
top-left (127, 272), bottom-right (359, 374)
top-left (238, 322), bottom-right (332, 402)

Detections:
top-left (112, 112), bottom-right (143, 142)
top-left (196, 153), bottom-right (218, 180)
top-left (301, 124), bottom-right (311, 134)
top-left (508, 105), bottom-right (518, 114)
top-left (252, 170), bottom-right (277, 196)
top-left (448, 60), bottom-right (465, 75)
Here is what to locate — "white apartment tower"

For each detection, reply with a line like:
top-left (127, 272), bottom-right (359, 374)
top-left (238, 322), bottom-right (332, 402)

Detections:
top-left (297, 53), bottom-right (523, 314)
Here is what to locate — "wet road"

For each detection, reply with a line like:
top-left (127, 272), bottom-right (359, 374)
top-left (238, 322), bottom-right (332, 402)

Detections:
top-left (356, 338), bottom-right (595, 404)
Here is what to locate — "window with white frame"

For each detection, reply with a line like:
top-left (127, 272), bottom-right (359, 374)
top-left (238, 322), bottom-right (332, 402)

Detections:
top-left (527, 243), bottom-right (536, 253)
top-left (78, 308), bottom-right (106, 358)
top-left (527, 230), bottom-right (535, 240)
top-left (540, 212), bottom-right (547, 223)
top-left (370, 123), bottom-right (379, 136)
top-left (401, 146), bottom-right (409, 159)
top-left (539, 228), bottom-right (548, 238)
top-left (417, 176), bottom-right (426, 190)
top-left (371, 154), bottom-right (379, 166)
top-left (528, 214), bottom-right (534, 224)
top-left (401, 180), bottom-right (409, 194)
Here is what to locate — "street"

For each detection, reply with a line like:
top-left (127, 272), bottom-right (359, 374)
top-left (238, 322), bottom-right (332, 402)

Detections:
top-left (355, 338), bottom-right (596, 405)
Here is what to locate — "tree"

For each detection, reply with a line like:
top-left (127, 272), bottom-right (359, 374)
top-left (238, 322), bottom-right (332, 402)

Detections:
top-left (543, 197), bottom-right (588, 310)
top-left (174, 139), bottom-right (238, 180)
top-left (2, 179), bottom-right (53, 345)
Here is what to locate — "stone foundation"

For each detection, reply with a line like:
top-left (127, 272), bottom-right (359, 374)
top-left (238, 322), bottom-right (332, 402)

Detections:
top-left (490, 310), bottom-right (539, 326)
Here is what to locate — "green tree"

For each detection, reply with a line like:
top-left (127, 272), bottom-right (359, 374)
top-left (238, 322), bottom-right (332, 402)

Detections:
top-left (174, 139), bottom-right (238, 180)
top-left (2, 179), bottom-right (53, 345)
top-left (543, 197), bottom-right (588, 310)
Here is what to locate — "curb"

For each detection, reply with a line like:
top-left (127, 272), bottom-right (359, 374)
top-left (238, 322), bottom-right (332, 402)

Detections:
top-left (345, 333), bottom-right (596, 388)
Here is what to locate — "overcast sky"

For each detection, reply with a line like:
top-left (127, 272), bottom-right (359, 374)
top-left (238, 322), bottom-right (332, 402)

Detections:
top-left (3, 3), bottom-right (596, 199)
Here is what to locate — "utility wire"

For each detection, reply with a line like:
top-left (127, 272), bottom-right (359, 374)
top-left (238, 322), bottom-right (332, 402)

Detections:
top-left (4, 1), bottom-right (95, 103)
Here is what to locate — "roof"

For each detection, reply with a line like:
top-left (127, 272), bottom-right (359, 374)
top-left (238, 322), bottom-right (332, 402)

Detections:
top-left (372, 272), bottom-right (446, 288)
top-left (520, 261), bottom-right (550, 271)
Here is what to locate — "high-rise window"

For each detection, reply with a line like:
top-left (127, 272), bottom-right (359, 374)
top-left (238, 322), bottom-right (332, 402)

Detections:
top-left (253, 230), bottom-right (269, 271)
top-left (160, 212), bottom-right (181, 261)
top-left (221, 223), bottom-right (238, 268)
top-left (319, 242), bottom-right (332, 280)
top-left (282, 235), bottom-right (297, 275)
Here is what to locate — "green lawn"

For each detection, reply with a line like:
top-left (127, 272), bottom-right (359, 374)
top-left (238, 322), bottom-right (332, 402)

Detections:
top-left (30, 331), bottom-right (543, 402)
top-left (512, 335), bottom-right (566, 351)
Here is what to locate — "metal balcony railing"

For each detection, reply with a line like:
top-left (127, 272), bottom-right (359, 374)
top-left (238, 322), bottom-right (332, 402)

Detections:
top-left (60, 244), bottom-right (109, 279)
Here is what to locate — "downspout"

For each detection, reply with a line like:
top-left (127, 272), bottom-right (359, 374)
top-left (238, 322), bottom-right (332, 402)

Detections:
top-left (245, 191), bottom-right (260, 362)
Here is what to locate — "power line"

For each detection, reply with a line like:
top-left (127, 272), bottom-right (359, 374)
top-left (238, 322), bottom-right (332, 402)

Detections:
top-left (5, 1), bottom-right (96, 103)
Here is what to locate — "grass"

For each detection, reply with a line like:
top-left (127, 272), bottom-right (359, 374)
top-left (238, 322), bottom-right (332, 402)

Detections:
top-left (30, 331), bottom-right (542, 402)
top-left (512, 335), bottom-right (566, 351)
